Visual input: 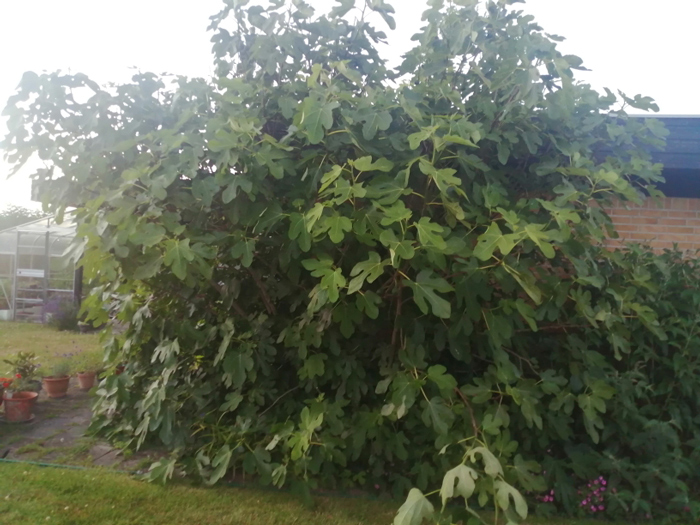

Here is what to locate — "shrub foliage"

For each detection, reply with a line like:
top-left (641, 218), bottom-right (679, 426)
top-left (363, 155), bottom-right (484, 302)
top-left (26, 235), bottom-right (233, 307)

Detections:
top-left (5, 0), bottom-right (698, 522)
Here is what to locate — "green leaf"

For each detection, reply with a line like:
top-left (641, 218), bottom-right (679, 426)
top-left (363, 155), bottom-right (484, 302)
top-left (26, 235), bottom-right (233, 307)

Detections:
top-left (393, 488), bottom-right (435, 525)
top-left (319, 165), bottom-right (343, 193)
top-left (223, 350), bottom-right (254, 389)
top-left (133, 253), bottom-right (163, 280)
top-left (130, 223), bottom-right (166, 248)
top-left (254, 203), bottom-right (285, 233)
top-left (407, 127), bottom-right (435, 150)
top-left (298, 96), bottom-right (339, 144)
top-left (515, 299), bottom-right (538, 331)
top-left (321, 268), bottom-right (346, 302)
top-left (379, 229), bottom-right (415, 266)
top-left (356, 291), bottom-right (381, 319)
top-left (590, 380), bottom-right (615, 400)
top-left (324, 214), bottom-right (353, 243)
top-left (524, 224), bottom-right (555, 258)
top-left (441, 134), bottom-right (477, 148)
top-left (230, 239), bottom-right (255, 267)
top-left (494, 480), bottom-right (528, 520)
top-left (364, 177), bottom-right (409, 205)
top-left (352, 156), bottom-right (394, 172)
top-left (406, 269), bottom-right (453, 318)
top-left (426, 365), bottom-right (457, 393)
top-left (362, 111), bottom-right (393, 140)
top-left (220, 393), bottom-right (243, 413)
top-left (222, 176), bottom-right (253, 203)
top-left (440, 464), bottom-right (478, 506)
top-left (207, 445), bottom-right (232, 485)
top-left (473, 223), bottom-right (518, 261)
top-left (380, 201), bottom-right (413, 226)
top-left (301, 256), bottom-right (333, 276)
top-left (271, 464), bottom-right (287, 488)
top-left (147, 458), bottom-right (176, 484)
top-left (288, 213), bottom-right (311, 251)
top-left (421, 396), bottom-right (455, 435)
top-left (503, 264), bottom-right (542, 305)
top-left (467, 446), bottom-right (504, 477)
top-left (302, 353), bottom-right (326, 379)
top-left (415, 217), bottom-right (447, 250)
top-left (513, 454), bottom-right (546, 492)
top-left (163, 239), bottom-right (195, 280)
top-left (348, 252), bottom-right (389, 294)
top-left (418, 159), bottom-right (462, 194)
top-left (192, 177), bottom-right (220, 207)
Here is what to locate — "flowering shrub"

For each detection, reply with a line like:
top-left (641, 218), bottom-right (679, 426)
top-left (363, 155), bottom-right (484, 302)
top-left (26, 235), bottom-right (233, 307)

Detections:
top-left (578, 476), bottom-right (608, 516)
top-left (2, 373), bottom-right (32, 393)
top-left (3, 352), bottom-right (39, 382)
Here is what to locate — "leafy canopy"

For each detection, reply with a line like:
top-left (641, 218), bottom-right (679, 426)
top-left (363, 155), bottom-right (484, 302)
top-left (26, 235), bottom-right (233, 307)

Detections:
top-left (5, 0), bottom-right (696, 522)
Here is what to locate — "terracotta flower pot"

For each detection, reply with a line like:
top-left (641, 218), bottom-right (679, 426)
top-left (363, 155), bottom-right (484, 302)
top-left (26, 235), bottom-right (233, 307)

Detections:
top-left (77, 371), bottom-right (96, 391)
top-left (3, 391), bottom-right (38, 422)
top-left (42, 376), bottom-right (71, 398)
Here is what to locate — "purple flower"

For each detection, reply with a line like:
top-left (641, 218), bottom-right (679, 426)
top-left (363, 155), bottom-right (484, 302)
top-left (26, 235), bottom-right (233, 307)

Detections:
top-left (598, 505), bottom-right (605, 511)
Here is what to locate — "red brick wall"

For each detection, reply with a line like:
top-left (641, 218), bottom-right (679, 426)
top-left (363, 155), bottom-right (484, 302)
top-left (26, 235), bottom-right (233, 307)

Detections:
top-left (606, 198), bottom-right (700, 252)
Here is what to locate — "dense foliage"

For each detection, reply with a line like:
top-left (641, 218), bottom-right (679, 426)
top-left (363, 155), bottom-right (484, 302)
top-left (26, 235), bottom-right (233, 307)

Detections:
top-left (4, 0), bottom-right (698, 522)
top-left (0, 205), bottom-right (46, 231)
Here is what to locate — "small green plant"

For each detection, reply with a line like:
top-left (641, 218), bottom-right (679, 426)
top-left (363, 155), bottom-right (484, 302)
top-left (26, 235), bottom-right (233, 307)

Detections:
top-left (3, 373), bottom-right (34, 393)
top-left (3, 351), bottom-right (40, 382)
top-left (46, 297), bottom-right (80, 332)
top-left (75, 352), bottom-right (103, 374)
top-left (49, 359), bottom-right (71, 378)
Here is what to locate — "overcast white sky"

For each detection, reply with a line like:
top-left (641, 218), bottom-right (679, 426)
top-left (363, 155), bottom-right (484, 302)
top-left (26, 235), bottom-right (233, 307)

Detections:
top-left (1, 0), bottom-right (699, 208)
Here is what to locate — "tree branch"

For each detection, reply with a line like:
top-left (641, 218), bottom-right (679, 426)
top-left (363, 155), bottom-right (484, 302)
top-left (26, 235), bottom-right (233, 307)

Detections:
top-left (247, 267), bottom-right (277, 316)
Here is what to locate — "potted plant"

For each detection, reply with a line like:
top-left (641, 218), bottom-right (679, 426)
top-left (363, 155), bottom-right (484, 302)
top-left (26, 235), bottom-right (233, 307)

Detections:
top-left (75, 354), bottom-right (103, 391)
top-left (2, 374), bottom-right (39, 423)
top-left (42, 360), bottom-right (71, 398)
top-left (2, 352), bottom-right (41, 393)
top-left (0, 376), bottom-right (11, 408)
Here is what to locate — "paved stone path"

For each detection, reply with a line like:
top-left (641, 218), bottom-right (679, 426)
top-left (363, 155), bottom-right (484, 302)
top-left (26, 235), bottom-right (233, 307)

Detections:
top-left (0, 381), bottom-right (156, 471)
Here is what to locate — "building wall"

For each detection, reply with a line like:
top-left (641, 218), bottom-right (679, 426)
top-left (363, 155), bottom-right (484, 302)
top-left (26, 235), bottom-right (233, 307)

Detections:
top-left (606, 197), bottom-right (700, 252)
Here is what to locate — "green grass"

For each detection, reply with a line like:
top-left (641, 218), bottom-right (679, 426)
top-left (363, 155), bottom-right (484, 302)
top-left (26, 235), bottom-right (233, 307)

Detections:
top-left (0, 463), bottom-right (396, 525)
top-left (0, 321), bottom-right (101, 374)
top-left (0, 463), bottom-right (638, 525)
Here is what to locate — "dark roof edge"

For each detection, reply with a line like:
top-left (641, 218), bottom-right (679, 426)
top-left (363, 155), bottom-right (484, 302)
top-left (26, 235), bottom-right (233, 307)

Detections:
top-left (629, 114), bottom-right (700, 119)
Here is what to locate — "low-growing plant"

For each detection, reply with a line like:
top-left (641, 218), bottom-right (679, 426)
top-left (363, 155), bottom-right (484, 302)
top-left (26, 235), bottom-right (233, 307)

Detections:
top-left (74, 352), bottom-right (103, 374)
top-left (3, 373), bottom-right (34, 393)
top-left (3, 351), bottom-right (40, 382)
top-left (48, 360), bottom-right (71, 378)
top-left (45, 296), bottom-right (80, 332)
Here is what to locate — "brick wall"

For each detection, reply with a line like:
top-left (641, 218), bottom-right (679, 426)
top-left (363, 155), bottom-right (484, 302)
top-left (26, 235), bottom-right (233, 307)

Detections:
top-left (606, 198), bottom-right (700, 252)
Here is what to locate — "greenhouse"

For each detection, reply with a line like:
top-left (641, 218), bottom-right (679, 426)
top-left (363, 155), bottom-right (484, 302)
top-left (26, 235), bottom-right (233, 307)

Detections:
top-left (0, 214), bottom-right (79, 323)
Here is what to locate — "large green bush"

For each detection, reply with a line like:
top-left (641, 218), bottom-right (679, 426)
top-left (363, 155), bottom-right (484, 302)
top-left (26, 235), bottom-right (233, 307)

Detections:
top-left (6, 0), bottom-right (698, 522)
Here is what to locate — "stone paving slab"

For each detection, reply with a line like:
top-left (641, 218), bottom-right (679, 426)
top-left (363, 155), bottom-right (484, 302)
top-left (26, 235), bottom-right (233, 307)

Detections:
top-left (0, 381), bottom-right (158, 472)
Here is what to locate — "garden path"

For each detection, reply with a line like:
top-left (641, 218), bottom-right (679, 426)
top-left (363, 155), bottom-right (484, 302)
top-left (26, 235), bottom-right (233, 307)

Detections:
top-left (0, 381), bottom-right (157, 472)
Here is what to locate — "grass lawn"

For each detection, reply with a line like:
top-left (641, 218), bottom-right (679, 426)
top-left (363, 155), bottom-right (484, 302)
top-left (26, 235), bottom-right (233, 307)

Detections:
top-left (0, 321), bottom-right (101, 374)
top-left (0, 463), bottom-right (636, 525)
top-left (0, 462), bottom-right (397, 525)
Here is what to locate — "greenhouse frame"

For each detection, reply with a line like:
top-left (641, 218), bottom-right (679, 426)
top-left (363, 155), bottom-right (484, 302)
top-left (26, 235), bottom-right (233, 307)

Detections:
top-left (0, 214), bottom-right (79, 323)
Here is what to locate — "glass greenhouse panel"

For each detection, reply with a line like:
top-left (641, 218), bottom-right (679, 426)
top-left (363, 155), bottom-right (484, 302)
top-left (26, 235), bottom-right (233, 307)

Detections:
top-left (0, 215), bottom-right (78, 323)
